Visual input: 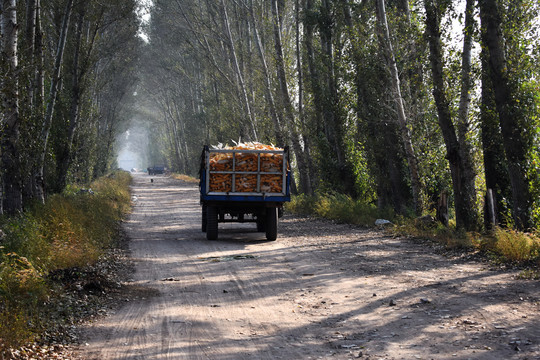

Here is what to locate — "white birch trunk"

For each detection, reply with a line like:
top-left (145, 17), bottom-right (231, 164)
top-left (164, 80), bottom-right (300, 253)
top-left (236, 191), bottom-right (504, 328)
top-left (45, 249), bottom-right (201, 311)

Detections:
top-left (375, 0), bottom-right (423, 215)
top-left (220, 0), bottom-right (258, 141)
top-left (35, 0), bottom-right (73, 201)
top-left (1, 0), bottom-right (23, 214)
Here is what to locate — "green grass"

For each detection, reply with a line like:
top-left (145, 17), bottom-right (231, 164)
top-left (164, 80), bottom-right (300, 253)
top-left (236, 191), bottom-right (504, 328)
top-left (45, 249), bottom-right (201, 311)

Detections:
top-left (286, 193), bottom-right (540, 270)
top-left (285, 193), bottom-right (393, 227)
top-left (0, 171), bottom-right (132, 351)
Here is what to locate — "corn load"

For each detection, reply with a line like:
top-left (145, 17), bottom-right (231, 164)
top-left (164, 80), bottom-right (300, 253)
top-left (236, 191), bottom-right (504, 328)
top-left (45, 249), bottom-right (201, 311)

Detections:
top-left (208, 142), bottom-right (286, 193)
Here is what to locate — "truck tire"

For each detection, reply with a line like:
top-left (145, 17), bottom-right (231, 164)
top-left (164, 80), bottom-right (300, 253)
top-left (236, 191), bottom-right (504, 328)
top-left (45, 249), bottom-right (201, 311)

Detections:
top-left (202, 205), bottom-right (207, 232)
top-left (265, 208), bottom-right (278, 241)
top-left (206, 206), bottom-right (218, 240)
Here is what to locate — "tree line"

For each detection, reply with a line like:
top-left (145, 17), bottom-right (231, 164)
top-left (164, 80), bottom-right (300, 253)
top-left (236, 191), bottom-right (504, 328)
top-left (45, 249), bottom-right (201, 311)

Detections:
top-left (2, 0), bottom-right (538, 232)
top-left (140, 0), bottom-right (539, 231)
top-left (0, 0), bottom-right (142, 214)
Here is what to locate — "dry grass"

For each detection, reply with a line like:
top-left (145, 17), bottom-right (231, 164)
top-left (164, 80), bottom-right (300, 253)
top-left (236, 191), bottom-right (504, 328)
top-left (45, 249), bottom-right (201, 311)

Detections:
top-left (489, 228), bottom-right (540, 263)
top-left (170, 173), bottom-right (199, 183)
top-left (287, 194), bottom-right (539, 269)
top-left (0, 171), bottom-right (132, 351)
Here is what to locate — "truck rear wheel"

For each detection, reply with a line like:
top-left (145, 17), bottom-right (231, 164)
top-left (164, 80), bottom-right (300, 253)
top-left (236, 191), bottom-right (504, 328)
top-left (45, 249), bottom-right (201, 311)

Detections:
top-left (206, 206), bottom-right (218, 240)
top-left (265, 208), bottom-right (278, 241)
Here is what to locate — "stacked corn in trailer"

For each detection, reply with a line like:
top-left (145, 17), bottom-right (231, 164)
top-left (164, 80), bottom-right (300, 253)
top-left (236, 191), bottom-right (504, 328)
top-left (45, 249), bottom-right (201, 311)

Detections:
top-left (208, 142), bottom-right (285, 193)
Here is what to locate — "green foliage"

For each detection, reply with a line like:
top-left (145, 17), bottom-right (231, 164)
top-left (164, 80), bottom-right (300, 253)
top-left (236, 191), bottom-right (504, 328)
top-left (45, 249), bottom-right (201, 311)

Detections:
top-left (0, 171), bottom-right (132, 351)
top-left (0, 253), bottom-right (48, 308)
top-left (516, 268), bottom-right (540, 280)
top-left (0, 215), bottom-right (49, 271)
top-left (526, 80), bottom-right (540, 227)
top-left (392, 218), bottom-right (479, 250)
top-left (285, 194), bottom-right (319, 216)
top-left (286, 193), bottom-right (392, 227)
top-left (140, 0), bottom-right (540, 231)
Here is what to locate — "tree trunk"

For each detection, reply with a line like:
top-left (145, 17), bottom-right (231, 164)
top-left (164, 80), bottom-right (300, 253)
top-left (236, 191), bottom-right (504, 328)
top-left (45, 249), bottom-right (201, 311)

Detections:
top-left (316, 0), bottom-right (356, 196)
top-left (478, 0), bottom-right (532, 230)
top-left (172, 99), bottom-right (191, 173)
top-left (23, 0), bottom-right (44, 202)
top-left (424, 0), bottom-right (478, 230)
top-left (56, 5), bottom-right (85, 191)
top-left (174, 102), bottom-right (190, 175)
top-left (270, 0), bottom-right (312, 194)
top-left (395, 0), bottom-right (411, 22)
top-left (249, 0), bottom-right (284, 145)
top-left (24, 0), bottom-right (37, 105)
top-left (319, 0), bottom-right (340, 161)
top-left (295, 0), bottom-right (314, 194)
top-left (479, 14), bottom-right (512, 229)
top-left (1, 0), bottom-right (23, 214)
top-left (341, 0), bottom-right (409, 213)
top-left (220, 0), bottom-right (258, 141)
top-left (375, 0), bottom-right (423, 215)
top-left (34, 0), bottom-right (44, 123)
top-left (35, 0), bottom-right (73, 201)
top-left (57, 3), bottom-right (103, 191)
top-left (456, 0), bottom-right (478, 227)
top-left (163, 104), bottom-right (183, 173)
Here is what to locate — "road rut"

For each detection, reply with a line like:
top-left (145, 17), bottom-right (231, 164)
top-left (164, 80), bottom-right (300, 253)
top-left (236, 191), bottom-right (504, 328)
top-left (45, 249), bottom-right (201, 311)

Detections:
top-left (76, 174), bottom-right (540, 359)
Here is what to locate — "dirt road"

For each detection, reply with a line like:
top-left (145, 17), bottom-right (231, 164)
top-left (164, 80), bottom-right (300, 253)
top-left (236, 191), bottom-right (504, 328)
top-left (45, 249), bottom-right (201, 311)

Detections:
top-left (76, 174), bottom-right (540, 359)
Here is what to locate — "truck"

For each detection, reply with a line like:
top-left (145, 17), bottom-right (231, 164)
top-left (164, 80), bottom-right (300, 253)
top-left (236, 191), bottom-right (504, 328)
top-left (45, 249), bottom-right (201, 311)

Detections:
top-left (199, 144), bottom-right (291, 241)
top-left (147, 165), bottom-right (166, 175)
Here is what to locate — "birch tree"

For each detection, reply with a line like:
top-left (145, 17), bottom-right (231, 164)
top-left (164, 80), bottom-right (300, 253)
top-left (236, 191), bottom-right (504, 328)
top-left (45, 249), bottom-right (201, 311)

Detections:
top-left (374, 0), bottom-right (423, 215)
top-left (479, 1), bottom-right (511, 228)
top-left (479, 0), bottom-right (532, 230)
top-left (424, 0), bottom-right (479, 230)
top-left (35, 0), bottom-right (73, 202)
top-left (220, 0), bottom-right (258, 141)
top-left (1, 0), bottom-right (23, 214)
top-left (271, 0), bottom-right (312, 195)
top-left (249, 0), bottom-right (284, 145)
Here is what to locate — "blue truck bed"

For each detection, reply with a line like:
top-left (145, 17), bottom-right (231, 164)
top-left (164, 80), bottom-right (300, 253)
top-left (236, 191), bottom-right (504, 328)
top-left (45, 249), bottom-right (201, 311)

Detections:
top-left (199, 145), bottom-right (291, 241)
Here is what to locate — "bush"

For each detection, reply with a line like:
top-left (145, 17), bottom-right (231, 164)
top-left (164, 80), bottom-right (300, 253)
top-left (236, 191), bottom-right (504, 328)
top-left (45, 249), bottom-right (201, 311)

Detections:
top-left (0, 171), bottom-right (132, 351)
top-left (490, 228), bottom-right (540, 263)
top-left (285, 193), bottom-right (390, 227)
top-left (286, 194), bottom-right (318, 216)
top-left (0, 253), bottom-right (49, 349)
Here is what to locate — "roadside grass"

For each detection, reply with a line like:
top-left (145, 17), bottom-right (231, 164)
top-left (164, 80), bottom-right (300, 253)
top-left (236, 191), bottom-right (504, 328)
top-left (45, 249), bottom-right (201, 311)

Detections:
top-left (285, 193), bottom-right (392, 227)
top-left (285, 193), bottom-right (540, 276)
top-left (487, 228), bottom-right (540, 264)
top-left (0, 171), bottom-right (132, 351)
top-left (170, 173), bottom-right (199, 183)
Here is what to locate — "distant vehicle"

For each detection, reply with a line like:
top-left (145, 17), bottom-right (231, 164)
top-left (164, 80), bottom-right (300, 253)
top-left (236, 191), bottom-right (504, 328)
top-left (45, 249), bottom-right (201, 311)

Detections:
top-left (147, 165), bottom-right (165, 175)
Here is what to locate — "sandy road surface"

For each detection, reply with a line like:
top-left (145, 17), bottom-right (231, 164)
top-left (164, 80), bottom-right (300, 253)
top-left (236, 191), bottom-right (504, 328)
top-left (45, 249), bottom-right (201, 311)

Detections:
top-left (76, 174), bottom-right (540, 360)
